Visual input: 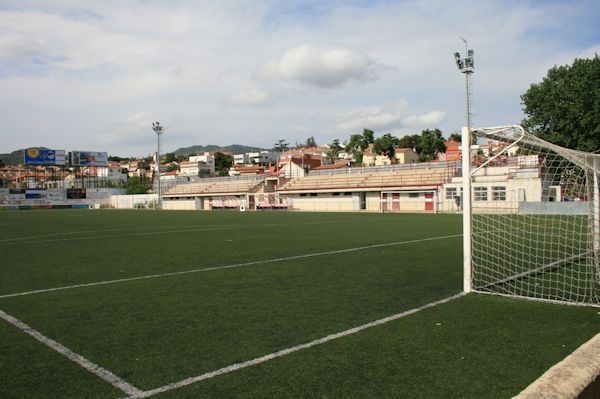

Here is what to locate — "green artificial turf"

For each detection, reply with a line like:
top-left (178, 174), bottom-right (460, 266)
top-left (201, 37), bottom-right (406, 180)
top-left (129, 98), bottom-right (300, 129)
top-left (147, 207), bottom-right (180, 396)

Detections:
top-left (0, 210), bottom-right (598, 398)
top-left (153, 294), bottom-right (600, 399)
top-left (0, 321), bottom-right (122, 398)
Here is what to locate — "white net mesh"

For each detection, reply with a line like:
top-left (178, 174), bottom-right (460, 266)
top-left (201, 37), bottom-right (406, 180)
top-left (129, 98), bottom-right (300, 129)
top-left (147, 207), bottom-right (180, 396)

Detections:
top-left (469, 125), bottom-right (600, 305)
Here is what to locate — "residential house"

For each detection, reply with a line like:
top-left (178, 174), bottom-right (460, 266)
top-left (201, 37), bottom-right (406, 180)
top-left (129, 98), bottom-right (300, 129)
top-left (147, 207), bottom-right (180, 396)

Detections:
top-left (362, 145), bottom-right (419, 166)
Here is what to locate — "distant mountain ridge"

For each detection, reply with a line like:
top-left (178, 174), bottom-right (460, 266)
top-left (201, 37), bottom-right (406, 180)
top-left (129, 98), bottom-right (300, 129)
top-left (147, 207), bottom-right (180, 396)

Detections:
top-left (172, 144), bottom-right (267, 156)
top-left (0, 149), bottom-right (26, 166)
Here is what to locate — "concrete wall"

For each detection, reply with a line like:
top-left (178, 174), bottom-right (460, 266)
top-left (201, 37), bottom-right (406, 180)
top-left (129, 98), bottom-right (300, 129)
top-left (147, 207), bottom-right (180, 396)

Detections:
top-left (162, 199), bottom-right (198, 210)
top-left (111, 194), bottom-right (158, 209)
top-left (286, 193), bottom-right (356, 212)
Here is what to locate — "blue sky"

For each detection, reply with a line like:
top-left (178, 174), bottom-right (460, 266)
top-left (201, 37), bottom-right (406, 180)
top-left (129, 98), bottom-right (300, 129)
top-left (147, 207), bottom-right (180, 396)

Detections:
top-left (0, 0), bottom-right (598, 156)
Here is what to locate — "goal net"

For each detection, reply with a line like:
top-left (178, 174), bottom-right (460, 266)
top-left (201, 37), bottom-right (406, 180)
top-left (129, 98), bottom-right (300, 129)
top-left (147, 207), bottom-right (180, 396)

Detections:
top-left (463, 125), bottom-right (600, 306)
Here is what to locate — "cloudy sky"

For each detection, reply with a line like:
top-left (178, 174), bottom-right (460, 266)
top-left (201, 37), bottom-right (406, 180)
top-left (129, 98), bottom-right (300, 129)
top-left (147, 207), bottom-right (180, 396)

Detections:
top-left (1, 0), bottom-right (599, 156)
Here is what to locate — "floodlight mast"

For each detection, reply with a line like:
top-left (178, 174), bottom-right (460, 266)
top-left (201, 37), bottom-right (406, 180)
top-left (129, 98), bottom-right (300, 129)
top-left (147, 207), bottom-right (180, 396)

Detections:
top-left (456, 39), bottom-right (475, 294)
top-left (152, 121), bottom-right (163, 210)
top-left (455, 38), bottom-right (474, 131)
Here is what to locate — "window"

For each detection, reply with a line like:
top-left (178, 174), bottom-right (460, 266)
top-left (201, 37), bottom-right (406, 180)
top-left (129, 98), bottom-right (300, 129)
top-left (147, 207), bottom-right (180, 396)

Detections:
top-left (474, 187), bottom-right (488, 201)
top-left (409, 193), bottom-right (420, 198)
top-left (344, 192), bottom-right (352, 196)
top-left (332, 192), bottom-right (340, 196)
top-left (492, 186), bottom-right (506, 201)
top-left (446, 187), bottom-right (457, 200)
top-left (310, 193), bottom-right (317, 197)
top-left (300, 193), bottom-right (307, 197)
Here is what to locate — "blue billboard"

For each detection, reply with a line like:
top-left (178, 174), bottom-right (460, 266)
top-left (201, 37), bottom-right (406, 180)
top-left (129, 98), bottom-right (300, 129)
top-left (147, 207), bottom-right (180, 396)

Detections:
top-left (24, 148), bottom-right (66, 165)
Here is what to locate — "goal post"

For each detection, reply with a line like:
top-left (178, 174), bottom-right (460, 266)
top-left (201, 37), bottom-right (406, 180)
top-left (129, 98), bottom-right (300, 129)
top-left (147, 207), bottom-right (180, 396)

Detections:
top-left (462, 124), bottom-right (600, 306)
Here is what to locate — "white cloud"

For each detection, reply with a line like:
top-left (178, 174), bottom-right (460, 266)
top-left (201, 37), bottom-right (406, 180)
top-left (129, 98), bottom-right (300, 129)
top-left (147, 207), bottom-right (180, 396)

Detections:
top-left (226, 88), bottom-right (271, 107)
top-left (334, 101), bottom-right (446, 132)
top-left (262, 44), bottom-right (380, 88)
top-left (402, 111), bottom-right (447, 128)
top-left (0, 1), bottom-right (597, 155)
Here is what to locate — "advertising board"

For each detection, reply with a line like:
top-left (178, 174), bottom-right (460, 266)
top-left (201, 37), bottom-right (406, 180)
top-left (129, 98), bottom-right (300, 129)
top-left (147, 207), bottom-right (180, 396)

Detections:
top-left (67, 188), bottom-right (86, 199)
top-left (25, 188), bottom-right (48, 199)
top-left (0, 188), bottom-right (8, 205)
top-left (24, 148), bottom-right (66, 165)
top-left (70, 151), bottom-right (108, 167)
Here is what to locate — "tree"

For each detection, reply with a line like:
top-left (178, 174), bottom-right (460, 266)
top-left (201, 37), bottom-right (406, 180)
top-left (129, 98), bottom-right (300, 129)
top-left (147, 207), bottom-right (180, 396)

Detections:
top-left (214, 151), bottom-right (233, 174)
top-left (373, 133), bottom-right (400, 160)
top-left (164, 152), bottom-right (177, 164)
top-left (415, 129), bottom-right (446, 162)
top-left (126, 176), bottom-right (151, 194)
top-left (448, 132), bottom-right (462, 142)
top-left (326, 139), bottom-right (343, 163)
top-left (398, 134), bottom-right (420, 149)
top-left (273, 139), bottom-right (289, 152)
top-left (345, 129), bottom-right (375, 164)
top-left (521, 55), bottom-right (600, 152)
top-left (305, 136), bottom-right (317, 148)
top-left (166, 163), bottom-right (179, 172)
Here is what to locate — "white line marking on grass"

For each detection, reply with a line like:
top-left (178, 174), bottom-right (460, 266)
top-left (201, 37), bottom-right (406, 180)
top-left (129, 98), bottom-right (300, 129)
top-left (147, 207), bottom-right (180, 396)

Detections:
top-left (0, 309), bottom-right (143, 397)
top-left (129, 292), bottom-right (466, 398)
top-left (0, 233), bottom-right (462, 300)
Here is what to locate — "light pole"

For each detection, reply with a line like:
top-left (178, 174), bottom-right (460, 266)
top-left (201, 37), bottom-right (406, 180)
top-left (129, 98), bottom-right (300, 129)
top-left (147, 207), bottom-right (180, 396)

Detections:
top-left (454, 38), bottom-right (474, 131)
top-left (152, 121), bottom-right (163, 209)
top-left (455, 40), bottom-right (475, 293)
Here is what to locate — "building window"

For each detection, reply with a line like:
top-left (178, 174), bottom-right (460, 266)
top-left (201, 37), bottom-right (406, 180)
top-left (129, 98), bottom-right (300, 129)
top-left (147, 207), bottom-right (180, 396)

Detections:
top-left (492, 186), bottom-right (506, 201)
top-left (300, 193), bottom-right (307, 197)
top-left (446, 187), bottom-right (457, 200)
top-left (344, 192), bottom-right (352, 196)
top-left (310, 193), bottom-right (317, 197)
top-left (409, 192), bottom-right (420, 198)
top-left (332, 192), bottom-right (340, 196)
top-left (474, 187), bottom-right (488, 201)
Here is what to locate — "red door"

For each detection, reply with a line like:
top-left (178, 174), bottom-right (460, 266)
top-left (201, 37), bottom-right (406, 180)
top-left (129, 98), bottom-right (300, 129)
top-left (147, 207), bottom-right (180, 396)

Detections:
top-left (392, 193), bottom-right (400, 211)
top-left (425, 192), bottom-right (434, 211)
top-left (382, 193), bottom-right (388, 212)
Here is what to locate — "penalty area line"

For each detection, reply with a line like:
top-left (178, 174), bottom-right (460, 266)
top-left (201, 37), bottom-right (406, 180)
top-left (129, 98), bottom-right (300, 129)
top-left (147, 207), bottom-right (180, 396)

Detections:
top-left (129, 292), bottom-right (466, 398)
top-left (0, 233), bottom-right (462, 300)
top-left (0, 309), bottom-right (143, 397)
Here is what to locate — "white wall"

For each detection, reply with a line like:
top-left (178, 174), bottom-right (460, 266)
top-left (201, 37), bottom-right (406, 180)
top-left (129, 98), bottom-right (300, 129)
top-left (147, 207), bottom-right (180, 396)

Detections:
top-left (111, 194), bottom-right (158, 209)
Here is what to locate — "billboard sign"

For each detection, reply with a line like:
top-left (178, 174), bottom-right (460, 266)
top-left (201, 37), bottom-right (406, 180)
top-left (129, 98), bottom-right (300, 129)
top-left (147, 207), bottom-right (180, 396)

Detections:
top-left (67, 188), bottom-right (86, 199)
top-left (0, 188), bottom-right (8, 205)
top-left (25, 188), bottom-right (48, 199)
top-left (24, 148), bottom-right (66, 165)
top-left (8, 189), bottom-right (25, 204)
top-left (70, 151), bottom-right (108, 167)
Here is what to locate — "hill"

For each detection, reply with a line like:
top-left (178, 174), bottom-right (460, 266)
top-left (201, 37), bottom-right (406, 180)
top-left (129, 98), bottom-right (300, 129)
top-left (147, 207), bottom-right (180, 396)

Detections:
top-left (172, 144), bottom-right (266, 156)
top-left (0, 150), bottom-right (24, 166)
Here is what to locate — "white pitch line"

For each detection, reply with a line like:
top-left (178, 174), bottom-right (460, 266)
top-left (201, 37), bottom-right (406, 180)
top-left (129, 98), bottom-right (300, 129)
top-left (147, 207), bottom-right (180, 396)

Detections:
top-left (0, 309), bottom-right (143, 397)
top-left (130, 292), bottom-right (466, 398)
top-left (0, 233), bottom-right (462, 300)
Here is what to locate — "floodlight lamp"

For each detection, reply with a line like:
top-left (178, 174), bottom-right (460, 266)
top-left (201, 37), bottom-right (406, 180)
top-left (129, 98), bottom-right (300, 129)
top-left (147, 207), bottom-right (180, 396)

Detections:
top-left (454, 52), bottom-right (460, 61)
top-left (468, 49), bottom-right (474, 58)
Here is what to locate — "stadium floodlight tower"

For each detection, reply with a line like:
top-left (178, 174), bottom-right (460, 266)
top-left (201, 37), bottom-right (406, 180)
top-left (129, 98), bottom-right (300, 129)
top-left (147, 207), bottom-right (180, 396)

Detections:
top-left (455, 39), bottom-right (475, 293)
top-left (152, 121), bottom-right (163, 210)
top-left (454, 37), bottom-right (474, 131)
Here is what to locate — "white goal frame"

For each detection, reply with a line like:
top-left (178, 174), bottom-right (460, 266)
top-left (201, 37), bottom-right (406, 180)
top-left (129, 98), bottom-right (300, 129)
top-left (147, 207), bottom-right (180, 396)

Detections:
top-left (461, 125), bottom-right (600, 306)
